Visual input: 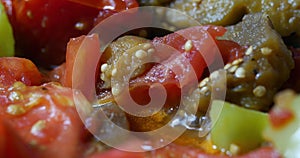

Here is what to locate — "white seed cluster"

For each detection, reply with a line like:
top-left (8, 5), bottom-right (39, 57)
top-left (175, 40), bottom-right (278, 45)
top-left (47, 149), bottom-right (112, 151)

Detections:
top-left (8, 91), bottom-right (23, 102)
top-left (100, 63), bottom-right (108, 72)
top-left (184, 40), bottom-right (193, 52)
top-left (30, 120), bottom-right (47, 136)
top-left (245, 46), bottom-right (253, 55)
top-left (135, 49), bottom-right (148, 59)
top-left (260, 47), bottom-right (272, 55)
top-left (235, 67), bottom-right (246, 78)
top-left (198, 70), bottom-right (227, 96)
top-left (229, 144), bottom-right (240, 156)
top-left (103, 43), bottom-right (155, 95)
top-left (111, 68), bottom-right (117, 77)
top-left (25, 93), bottom-right (43, 108)
top-left (253, 85), bottom-right (267, 97)
top-left (199, 77), bottom-right (209, 88)
top-left (100, 42), bottom-right (155, 86)
top-left (6, 104), bottom-right (26, 115)
top-left (4, 82), bottom-right (78, 141)
top-left (224, 57), bottom-right (246, 79)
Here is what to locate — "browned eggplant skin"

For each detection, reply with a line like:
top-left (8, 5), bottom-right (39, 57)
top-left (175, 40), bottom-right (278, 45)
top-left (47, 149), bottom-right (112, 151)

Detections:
top-left (169, 0), bottom-right (300, 37)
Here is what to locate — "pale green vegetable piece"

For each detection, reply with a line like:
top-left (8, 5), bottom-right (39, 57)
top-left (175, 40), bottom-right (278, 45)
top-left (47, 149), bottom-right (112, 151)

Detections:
top-left (210, 100), bottom-right (269, 154)
top-left (264, 90), bottom-right (300, 158)
top-left (0, 2), bottom-right (14, 56)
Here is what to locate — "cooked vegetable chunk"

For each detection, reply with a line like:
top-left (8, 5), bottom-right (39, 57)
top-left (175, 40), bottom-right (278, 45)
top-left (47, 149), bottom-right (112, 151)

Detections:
top-left (223, 13), bottom-right (294, 110)
top-left (0, 2), bottom-right (14, 56)
top-left (99, 36), bottom-right (151, 89)
top-left (197, 13), bottom-right (294, 111)
top-left (0, 57), bottom-right (42, 87)
top-left (210, 100), bottom-right (268, 155)
top-left (169, 0), bottom-right (300, 36)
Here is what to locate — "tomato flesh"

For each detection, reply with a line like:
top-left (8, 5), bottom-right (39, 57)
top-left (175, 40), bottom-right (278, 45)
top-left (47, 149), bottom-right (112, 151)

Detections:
top-left (0, 82), bottom-right (86, 158)
top-left (0, 57), bottom-right (42, 87)
top-left (2, 0), bottom-right (138, 68)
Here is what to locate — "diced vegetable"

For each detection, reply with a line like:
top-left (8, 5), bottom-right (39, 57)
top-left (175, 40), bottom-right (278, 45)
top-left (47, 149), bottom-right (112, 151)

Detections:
top-left (0, 57), bottom-right (42, 87)
top-left (4, 0), bottom-right (138, 68)
top-left (169, 0), bottom-right (300, 36)
top-left (222, 13), bottom-right (294, 111)
top-left (264, 90), bottom-right (300, 158)
top-left (210, 100), bottom-right (269, 155)
top-left (0, 2), bottom-right (14, 56)
top-left (0, 82), bottom-right (87, 158)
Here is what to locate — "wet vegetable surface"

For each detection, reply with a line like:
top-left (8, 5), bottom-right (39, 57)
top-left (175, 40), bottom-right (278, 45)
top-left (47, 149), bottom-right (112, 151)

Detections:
top-left (0, 0), bottom-right (300, 157)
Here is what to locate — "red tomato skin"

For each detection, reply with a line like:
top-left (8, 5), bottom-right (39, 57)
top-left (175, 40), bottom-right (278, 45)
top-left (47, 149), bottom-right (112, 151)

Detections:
top-left (0, 57), bottom-right (42, 87)
top-left (89, 144), bottom-right (280, 158)
top-left (0, 118), bottom-right (35, 158)
top-left (149, 25), bottom-right (227, 81)
top-left (63, 34), bottom-right (100, 90)
top-left (0, 83), bottom-right (86, 158)
top-left (269, 107), bottom-right (294, 129)
top-left (2, 0), bottom-right (138, 68)
top-left (216, 40), bottom-right (247, 63)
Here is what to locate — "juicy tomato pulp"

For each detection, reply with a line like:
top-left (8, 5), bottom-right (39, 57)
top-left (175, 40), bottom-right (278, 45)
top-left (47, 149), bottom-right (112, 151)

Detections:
top-left (1, 0), bottom-right (138, 68)
top-left (0, 82), bottom-right (87, 158)
top-left (0, 57), bottom-right (42, 87)
top-left (0, 57), bottom-right (89, 158)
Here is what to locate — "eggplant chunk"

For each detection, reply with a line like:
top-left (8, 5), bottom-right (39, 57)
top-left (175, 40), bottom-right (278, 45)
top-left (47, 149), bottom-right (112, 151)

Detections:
top-left (197, 13), bottom-right (294, 112)
top-left (169, 0), bottom-right (300, 36)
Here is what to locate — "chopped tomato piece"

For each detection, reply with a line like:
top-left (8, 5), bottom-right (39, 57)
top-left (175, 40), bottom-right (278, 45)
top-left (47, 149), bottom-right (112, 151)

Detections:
top-left (269, 107), bottom-right (294, 129)
top-left (0, 57), bottom-right (42, 87)
top-left (0, 117), bottom-right (34, 158)
top-left (2, 0), bottom-right (138, 68)
top-left (216, 40), bottom-right (247, 63)
top-left (0, 82), bottom-right (86, 158)
top-left (59, 34), bottom-right (101, 91)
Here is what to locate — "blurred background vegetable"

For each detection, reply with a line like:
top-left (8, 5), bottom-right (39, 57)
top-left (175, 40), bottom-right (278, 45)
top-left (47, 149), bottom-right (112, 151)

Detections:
top-left (0, 2), bottom-right (14, 57)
